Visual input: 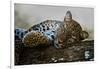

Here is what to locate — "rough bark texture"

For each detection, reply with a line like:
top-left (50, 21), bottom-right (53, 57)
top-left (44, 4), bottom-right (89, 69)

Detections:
top-left (15, 39), bottom-right (94, 65)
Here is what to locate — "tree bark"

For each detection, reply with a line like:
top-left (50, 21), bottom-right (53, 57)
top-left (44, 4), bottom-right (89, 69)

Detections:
top-left (15, 40), bottom-right (94, 65)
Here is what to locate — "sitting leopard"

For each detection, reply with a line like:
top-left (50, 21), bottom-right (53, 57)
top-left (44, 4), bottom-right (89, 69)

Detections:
top-left (15, 10), bottom-right (89, 48)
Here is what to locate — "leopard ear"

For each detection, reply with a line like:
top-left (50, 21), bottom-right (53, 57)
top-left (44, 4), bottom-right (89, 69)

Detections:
top-left (64, 10), bottom-right (72, 21)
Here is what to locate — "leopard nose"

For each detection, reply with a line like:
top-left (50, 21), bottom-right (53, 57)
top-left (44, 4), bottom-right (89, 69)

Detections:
top-left (59, 40), bottom-right (63, 43)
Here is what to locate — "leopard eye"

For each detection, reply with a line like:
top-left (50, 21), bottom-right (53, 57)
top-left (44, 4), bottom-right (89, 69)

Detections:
top-left (63, 31), bottom-right (65, 33)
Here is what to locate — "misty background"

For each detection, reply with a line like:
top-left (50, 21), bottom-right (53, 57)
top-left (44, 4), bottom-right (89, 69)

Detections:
top-left (14, 3), bottom-right (94, 40)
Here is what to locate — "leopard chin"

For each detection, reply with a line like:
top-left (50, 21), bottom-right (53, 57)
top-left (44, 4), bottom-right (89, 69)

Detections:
top-left (80, 31), bottom-right (89, 40)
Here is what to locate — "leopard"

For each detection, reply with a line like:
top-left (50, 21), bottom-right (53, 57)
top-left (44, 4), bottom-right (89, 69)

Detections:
top-left (15, 10), bottom-right (89, 48)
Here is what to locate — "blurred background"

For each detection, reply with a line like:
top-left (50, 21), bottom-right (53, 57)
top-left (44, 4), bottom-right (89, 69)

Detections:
top-left (14, 3), bottom-right (94, 40)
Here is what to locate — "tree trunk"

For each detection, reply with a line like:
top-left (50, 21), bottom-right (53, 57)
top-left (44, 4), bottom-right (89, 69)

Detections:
top-left (15, 40), bottom-right (94, 65)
